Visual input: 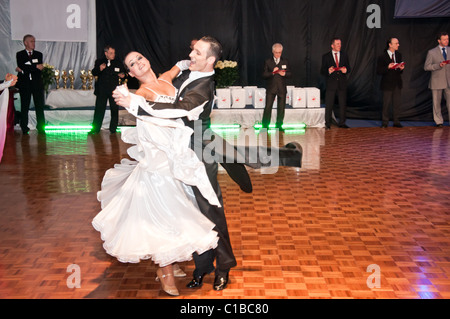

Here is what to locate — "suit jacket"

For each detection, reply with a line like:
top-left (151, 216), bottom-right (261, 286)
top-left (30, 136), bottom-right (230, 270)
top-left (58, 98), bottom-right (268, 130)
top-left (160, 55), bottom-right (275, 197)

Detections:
top-left (16, 49), bottom-right (44, 90)
top-left (377, 51), bottom-right (403, 90)
top-left (320, 51), bottom-right (351, 90)
top-left (263, 57), bottom-right (291, 95)
top-left (144, 71), bottom-right (215, 132)
top-left (91, 57), bottom-right (125, 96)
top-left (424, 45), bottom-right (450, 89)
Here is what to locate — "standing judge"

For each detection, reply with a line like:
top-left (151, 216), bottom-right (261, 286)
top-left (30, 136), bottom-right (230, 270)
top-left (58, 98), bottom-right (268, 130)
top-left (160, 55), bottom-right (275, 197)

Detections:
top-left (15, 34), bottom-right (46, 134)
top-left (89, 45), bottom-right (125, 134)
top-left (424, 32), bottom-right (450, 127)
top-left (262, 43), bottom-right (291, 131)
top-left (377, 37), bottom-right (405, 128)
top-left (321, 38), bottom-right (351, 129)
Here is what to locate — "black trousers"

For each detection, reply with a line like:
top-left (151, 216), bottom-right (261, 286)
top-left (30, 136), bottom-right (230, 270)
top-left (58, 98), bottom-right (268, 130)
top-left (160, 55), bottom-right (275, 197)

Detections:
top-left (19, 85), bottom-right (46, 132)
top-left (382, 87), bottom-right (401, 125)
top-left (325, 85), bottom-right (347, 127)
top-left (262, 92), bottom-right (286, 128)
top-left (92, 92), bottom-right (119, 133)
top-left (192, 160), bottom-right (237, 277)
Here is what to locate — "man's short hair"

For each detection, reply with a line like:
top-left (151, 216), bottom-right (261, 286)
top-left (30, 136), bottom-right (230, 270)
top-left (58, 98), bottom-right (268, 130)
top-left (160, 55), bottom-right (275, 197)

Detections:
top-left (272, 43), bottom-right (283, 51)
top-left (200, 36), bottom-right (222, 63)
top-left (23, 34), bottom-right (34, 43)
top-left (104, 45), bottom-right (115, 52)
top-left (331, 38), bottom-right (341, 45)
top-left (438, 32), bottom-right (449, 40)
top-left (385, 37), bottom-right (397, 50)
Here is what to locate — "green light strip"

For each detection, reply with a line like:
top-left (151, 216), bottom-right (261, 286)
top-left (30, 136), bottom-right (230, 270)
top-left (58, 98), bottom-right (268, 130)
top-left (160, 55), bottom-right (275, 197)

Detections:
top-left (210, 124), bottom-right (242, 129)
top-left (44, 125), bottom-right (126, 132)
top-left (45, 125), bottom-right (93, 130)
top-left (254, 123), bottom-right (307, 129)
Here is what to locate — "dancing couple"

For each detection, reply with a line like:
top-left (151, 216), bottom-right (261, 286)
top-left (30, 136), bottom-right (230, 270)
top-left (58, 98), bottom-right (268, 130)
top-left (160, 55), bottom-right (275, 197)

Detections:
top-left (92, 36), bottom-right (303, 296)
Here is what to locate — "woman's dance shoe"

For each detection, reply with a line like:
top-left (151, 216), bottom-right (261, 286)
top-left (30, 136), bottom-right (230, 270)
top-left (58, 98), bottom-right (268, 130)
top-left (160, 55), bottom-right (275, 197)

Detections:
top-left (173, 264), bottom-right (186, 277)
top-left (156, 268), bottom-right (179, 296)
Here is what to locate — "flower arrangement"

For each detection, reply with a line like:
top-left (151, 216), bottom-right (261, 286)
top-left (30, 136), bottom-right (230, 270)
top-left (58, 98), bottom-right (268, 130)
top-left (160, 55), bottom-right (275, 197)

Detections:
top-left (42, 63), bottom-right (55, 94)
top-left (214, 60), bottom-right (239, 88)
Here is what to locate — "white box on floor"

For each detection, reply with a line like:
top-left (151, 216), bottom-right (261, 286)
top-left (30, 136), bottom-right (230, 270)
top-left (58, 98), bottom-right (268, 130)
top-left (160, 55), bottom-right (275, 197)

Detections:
top-left (243, 86), bottom-right (257, 106)
top-left (254, 88), bottom-right (266, 109)
top-left (305, 87), bottom-right (320, 108)
top-left (292, 88), bottom-right (306, 108)
top-left (286, 85), bottom-right (295, 106)
top-left (230, 88), bottom-right (246, 109)
top-left (216, 88), bottom-right (231, 109)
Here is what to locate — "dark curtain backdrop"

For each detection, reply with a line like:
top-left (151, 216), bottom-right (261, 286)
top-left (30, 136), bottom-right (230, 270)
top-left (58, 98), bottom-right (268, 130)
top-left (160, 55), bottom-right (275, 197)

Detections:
top-left (96, 0), bottom-right (450, 121)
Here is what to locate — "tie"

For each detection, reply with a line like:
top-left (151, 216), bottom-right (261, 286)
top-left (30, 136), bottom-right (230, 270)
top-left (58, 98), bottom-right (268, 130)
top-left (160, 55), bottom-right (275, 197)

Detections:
top-left (107, 60), bottom-right (111, 67)
top-left (334, 53), bottom-right (339, 68)
top-left (391, 53), bottom-right (396, 63)
top-left (28, 51), bottom-right (32, 60)
top-left (443, 48), bottom-right (447, 61)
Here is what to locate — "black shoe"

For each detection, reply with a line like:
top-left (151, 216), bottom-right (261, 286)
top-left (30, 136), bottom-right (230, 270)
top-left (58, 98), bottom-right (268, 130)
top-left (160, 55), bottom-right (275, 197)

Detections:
top-left (213, 273), bottom-right (229, 291)
top-left (436, 124), bottom-right (444, 128)
top-left (22, 128), bottom-right (30, 134)
top-left (380, 124), bottom-right (388, 128)
top-left (393, 123), bottom-right (403, 128)
top-left (186, 273), bottom-right (207, 289)
top-left (339, 124), bottom-right (349, 128)
top-left (88, 130), bottom-right (99, 135)
top-left (325, 125), bottom-right (331, 130)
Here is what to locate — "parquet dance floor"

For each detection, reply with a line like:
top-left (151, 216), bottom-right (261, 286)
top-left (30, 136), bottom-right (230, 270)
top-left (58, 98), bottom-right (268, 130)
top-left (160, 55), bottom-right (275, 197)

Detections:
top-left (0, 125), bottom-right (449, 299)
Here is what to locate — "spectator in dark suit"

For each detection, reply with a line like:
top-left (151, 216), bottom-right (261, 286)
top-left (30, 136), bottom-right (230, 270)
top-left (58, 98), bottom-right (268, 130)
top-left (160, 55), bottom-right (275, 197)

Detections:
top-left (15, 34), bottom-right (46, 134)
top-left (89, 45), bottom-right (126, 134)
top-left (377, 37), bottom-right (405, 128)
top-left (321, 38), bottom-right (351, 129)
top-left (262, 43), bottom-right (291, 131)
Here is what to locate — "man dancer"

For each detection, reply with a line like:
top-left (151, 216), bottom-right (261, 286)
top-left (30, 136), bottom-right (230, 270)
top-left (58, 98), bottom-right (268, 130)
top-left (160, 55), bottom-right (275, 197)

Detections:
top-left (424, 32), bottom-right (450, 128)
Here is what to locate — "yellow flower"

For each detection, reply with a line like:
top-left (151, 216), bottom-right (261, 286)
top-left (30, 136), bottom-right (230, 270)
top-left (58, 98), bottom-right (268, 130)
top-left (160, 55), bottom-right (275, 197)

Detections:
top-left (214, 60), bottom-right (239, 88)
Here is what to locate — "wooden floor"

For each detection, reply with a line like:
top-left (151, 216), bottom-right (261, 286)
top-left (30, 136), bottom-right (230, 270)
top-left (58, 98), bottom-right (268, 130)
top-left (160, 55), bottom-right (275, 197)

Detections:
top-left (0, 125), bottom-right (449, 299)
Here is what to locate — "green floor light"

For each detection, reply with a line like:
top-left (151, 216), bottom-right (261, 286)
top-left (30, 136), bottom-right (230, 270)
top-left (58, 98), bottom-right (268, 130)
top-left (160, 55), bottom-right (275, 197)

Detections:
top-left (254, 123), bottom-right (307, 130)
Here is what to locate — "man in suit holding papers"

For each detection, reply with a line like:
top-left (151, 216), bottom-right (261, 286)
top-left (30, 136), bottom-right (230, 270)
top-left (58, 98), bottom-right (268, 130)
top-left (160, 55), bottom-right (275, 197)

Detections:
top-left (262, 43), bottom-right (291, 131)
top-left (321, 38), bottom-right (351, 129)
top-left (377, 37), bottom-right (405, 128)
top-left (15, 34), bottom-right (46, 134)
top-left (424, 32), bottom-right (450, 127)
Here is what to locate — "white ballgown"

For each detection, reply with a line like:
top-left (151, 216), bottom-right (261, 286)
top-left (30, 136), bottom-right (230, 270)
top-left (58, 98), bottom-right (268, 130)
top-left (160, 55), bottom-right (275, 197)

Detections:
top-left (92, 90), bottom-right (219, 267)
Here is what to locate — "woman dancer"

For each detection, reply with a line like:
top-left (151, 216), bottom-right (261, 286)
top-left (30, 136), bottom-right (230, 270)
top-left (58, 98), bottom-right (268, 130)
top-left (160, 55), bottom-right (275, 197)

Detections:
top-left (92, 52), bottom-right (219, 296)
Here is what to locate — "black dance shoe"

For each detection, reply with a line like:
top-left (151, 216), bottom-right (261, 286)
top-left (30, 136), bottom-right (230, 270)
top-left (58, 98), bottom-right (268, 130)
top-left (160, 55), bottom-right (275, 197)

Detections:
top-left (213, 273), bottom-right (229, 291)
top-left (186, 273), bottom-right (207, 289)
